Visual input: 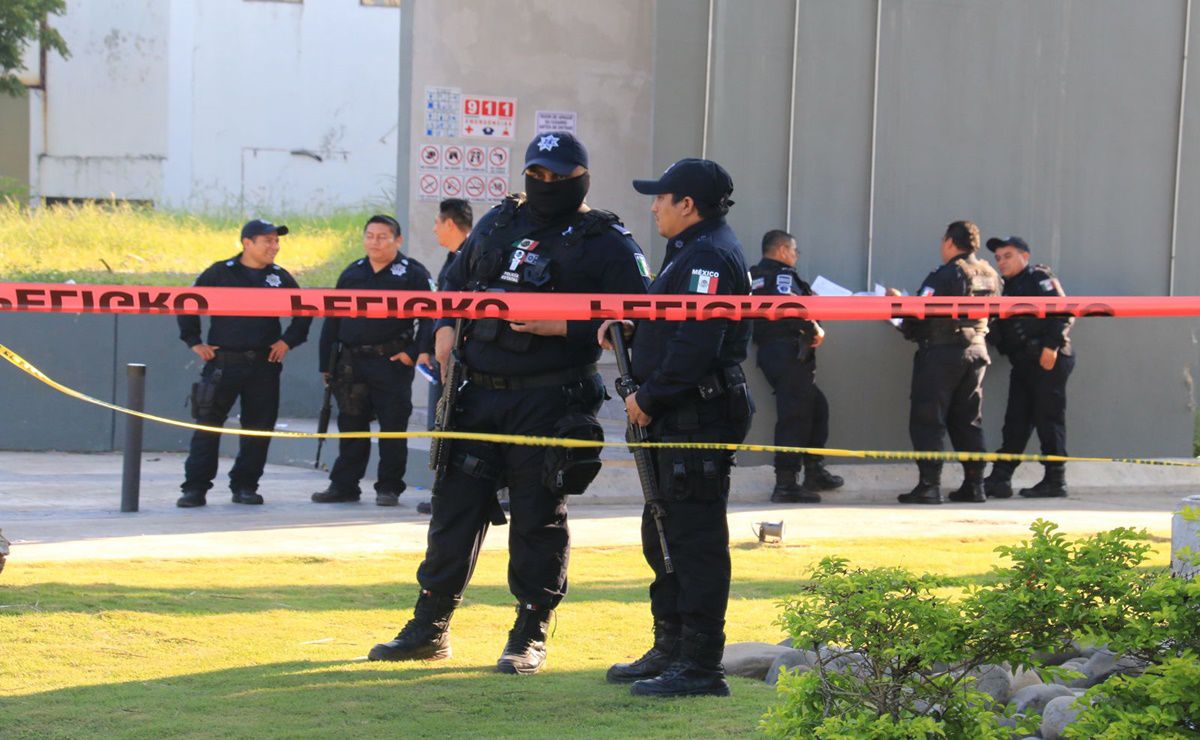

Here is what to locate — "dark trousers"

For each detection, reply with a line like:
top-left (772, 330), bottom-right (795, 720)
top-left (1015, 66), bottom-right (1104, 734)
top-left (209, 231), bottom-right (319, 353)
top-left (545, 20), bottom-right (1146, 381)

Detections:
top-left (909, 343), bottom-right (989, 481)
top-left (756, 341), bottom-right (828, 470)
top-left (997, 350), bottom-right (1075, 472)
top-left (329, 355), bottom-right (415, 495)
top-left (416, 373), bottom-right (605, 607)
top-left (642, 399), bottom-right (750, 635)
top-left (182, 358), bottom-right (281, 493)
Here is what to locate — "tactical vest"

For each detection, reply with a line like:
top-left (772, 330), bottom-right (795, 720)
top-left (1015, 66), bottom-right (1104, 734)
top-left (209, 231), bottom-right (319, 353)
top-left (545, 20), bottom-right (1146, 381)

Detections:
top-left (926, 256), bottom-right (1002, 346)
top-left (468, 198), bottom-right (623, 352)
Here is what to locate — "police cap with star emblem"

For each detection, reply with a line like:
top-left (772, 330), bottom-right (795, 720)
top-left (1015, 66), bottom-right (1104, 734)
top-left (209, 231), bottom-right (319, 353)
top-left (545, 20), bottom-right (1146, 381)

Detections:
top-left (241, 218), bottom-right (289, 239)
top-left (985, 235), bottom-right (1030, 253)
top-left (523, 131), bottom-right (589, 176)
top-left (632, 158), bottom-right (735, 208)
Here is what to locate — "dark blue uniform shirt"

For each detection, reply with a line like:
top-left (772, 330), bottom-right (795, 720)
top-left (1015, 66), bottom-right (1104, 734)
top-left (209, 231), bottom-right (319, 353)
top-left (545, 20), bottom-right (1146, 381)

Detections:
top-left (437, 203), bottom-right (651, 376)
top-left (632, 217), bottom-right (752, 417)
top-left (988, 264), bottom-right (1073, 356)
top-left (318, 253), bottom-right (435, 371)
top-left (749, 257), bottom-right (819, 346)
top-left (177, 255), bottom-right (311, 350)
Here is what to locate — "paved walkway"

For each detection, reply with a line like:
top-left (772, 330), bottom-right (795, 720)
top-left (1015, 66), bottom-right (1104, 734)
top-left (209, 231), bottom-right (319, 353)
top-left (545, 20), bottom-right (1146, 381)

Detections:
top-left (0, 451), bottom-right (1194, 562)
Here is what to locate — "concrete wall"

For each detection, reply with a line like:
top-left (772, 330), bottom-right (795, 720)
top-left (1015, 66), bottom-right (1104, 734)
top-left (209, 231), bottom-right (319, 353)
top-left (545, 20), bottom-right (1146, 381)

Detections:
top-left (398, 0), bottom-right (656, 270)
top-left (0, 93), bottom-right (30, 193)
top-left (645, 0), bottom-right (1200, 464)
top-left (30, 0), bottom-right (401, 213)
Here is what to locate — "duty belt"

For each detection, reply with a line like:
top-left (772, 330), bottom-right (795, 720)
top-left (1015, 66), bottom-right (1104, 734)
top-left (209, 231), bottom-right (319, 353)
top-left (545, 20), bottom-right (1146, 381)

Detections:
top-left (346, 338), bottom-right (412, 358)
top-left (468, 363), bottom-right (598, 391)
top-left (213, 348), bottom-right (270, 364)
top-left (697, 364), bottom-right (746, 400)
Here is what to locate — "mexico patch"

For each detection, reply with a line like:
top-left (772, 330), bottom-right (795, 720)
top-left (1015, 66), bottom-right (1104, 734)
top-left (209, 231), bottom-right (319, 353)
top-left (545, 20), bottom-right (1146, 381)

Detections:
top-left (634, 253), bottom-right (651, 278)
top-left (920, 286), bottom-right (936, 297)
top-left (688, 268), bottom-right (720, 294)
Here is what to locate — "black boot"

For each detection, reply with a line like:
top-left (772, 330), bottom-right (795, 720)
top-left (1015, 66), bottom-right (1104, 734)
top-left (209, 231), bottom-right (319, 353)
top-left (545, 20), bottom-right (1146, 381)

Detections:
top-left (368, 590), bottom-right (460, 662)
top-left (311, 486), bottom-right (360, 503)
top-left (176, 490), bottom-right (207, 508)
top-left (947, 480), bottom-right (986, 503)
top-left (606, 619), bottom-right (681, 683)
top-left (630, 627), bottom-right (731, 698)
top-left (771, 469), bottom-right (819, 504)
top-left (802, 455), bottom-right (844, 493)
top-left (898, 466), bottom-right (942, 505)
top-left (984, 462), bottom-right (1015, 499)
top-left (1020, 466), bottom-right (1068, 498)
top-left (497, 604), bottom-right (553, 675)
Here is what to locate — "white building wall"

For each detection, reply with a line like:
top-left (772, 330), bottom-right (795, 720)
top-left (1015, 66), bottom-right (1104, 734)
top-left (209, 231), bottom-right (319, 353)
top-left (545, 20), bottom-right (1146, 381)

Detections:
top-left (34, 0), bottom-right (401, 214)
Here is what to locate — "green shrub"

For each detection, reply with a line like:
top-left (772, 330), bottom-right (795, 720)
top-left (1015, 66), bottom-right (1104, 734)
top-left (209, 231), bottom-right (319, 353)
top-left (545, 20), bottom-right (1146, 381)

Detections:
top-left (1067, 655), bottom-right (1200, 738)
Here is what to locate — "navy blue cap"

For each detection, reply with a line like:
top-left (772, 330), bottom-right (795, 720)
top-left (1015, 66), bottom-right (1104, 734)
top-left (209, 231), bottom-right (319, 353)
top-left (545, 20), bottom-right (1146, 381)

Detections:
top-left (524, 132), bottom-right (589, 176)
top-left (986, 235), bottom-right (1030, 253)
top-left (241, 219), bottom-right (288, 240)
top-left (632, 158), bottom-right (735, 207)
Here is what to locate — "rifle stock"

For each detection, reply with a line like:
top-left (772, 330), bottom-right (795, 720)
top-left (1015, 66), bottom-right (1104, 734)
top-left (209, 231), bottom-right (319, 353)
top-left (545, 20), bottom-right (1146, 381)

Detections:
top-left (608, 325), bottom-right (673, 574)
top-left (314, 342), bottom-right (339, 469)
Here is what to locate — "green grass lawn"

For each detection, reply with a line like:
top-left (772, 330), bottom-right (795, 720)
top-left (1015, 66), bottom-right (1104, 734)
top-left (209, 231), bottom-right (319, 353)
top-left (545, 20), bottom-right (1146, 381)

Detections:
top-left (0, 200), bottom-right (369, 288)
top-left (0, 536), bottom-right (1173, 738)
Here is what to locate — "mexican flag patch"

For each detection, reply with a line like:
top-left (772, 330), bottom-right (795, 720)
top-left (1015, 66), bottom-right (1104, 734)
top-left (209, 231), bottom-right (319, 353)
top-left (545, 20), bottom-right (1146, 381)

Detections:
top-left (634, 253), bottom-right (651, 278)
top-left (688, 268), bottom-right (720, 294)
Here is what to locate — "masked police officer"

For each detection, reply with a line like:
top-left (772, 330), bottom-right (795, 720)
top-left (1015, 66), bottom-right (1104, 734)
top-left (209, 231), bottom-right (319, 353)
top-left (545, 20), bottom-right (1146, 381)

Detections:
top-left (888, 220), bottom-right (1001, 505)
top-left (750, 230), bottom-right (843, 503)
top-left (367, 133), bottom-right (650, 674)
top-left (311, 215), bottom-right (434, 507)
top-left (176, 219), bottom-right (312, 508)
top-left (984, 236), bottom-right (1075, 499)
top-left (600, 158), bottom-right (753, 698)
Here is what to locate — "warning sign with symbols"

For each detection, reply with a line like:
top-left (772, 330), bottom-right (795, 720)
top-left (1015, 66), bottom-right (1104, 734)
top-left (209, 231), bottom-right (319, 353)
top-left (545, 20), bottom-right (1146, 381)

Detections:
top-left (487, 146), bottom-right (510, 175)
top-left (464, 175), bottom-right (486, 200)
top-left (461, 95), bottom-right (517, 140)
top-left (418, 172), bottom-right (440, 202)
top-left (464, 145), bottom-right (487, 172)
top-left (487, 176), bottom-right (509, 199)
top-left (441, 174), bottom-right (463, 199)
top-left (442, 145), bottom-right (464, 171)
top-left (418, 144), bottom-right (441, 171)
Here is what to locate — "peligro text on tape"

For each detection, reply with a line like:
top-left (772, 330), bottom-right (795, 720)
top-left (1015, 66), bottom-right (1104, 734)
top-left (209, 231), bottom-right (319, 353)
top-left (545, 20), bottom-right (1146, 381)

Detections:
top-left (3, 342), bottom-right (1197, 469)
top-left (4, 282), bottom-right (1200, 320)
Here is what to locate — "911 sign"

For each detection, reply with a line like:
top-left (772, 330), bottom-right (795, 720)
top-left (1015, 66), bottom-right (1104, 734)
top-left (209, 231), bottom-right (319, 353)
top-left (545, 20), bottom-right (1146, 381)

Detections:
top-left (461, 95), bottom-right (517, 140)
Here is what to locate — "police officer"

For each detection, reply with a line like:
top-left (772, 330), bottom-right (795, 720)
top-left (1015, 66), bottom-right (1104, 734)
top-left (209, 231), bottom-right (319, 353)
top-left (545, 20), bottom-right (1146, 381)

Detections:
top-left (426, 198), bottom-right (474, 431)
top-left (600, 158), bottom-right (753, 698)
top-left (311, 215), bottom-right (434, 507)
top-left (367, 133), bottom-right (650, 674)
top-left (888, 220), bottom-right (1001, 505)
top-left (176, 219), bottom-right (312, 508)
top-left (984, 236), bottom-right (1075, 499)
top-left (750, 229), bottom-right (843, 503)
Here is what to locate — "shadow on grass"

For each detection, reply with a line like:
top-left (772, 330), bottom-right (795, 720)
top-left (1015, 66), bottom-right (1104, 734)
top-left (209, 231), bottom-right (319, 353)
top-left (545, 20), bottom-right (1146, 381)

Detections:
top-left (2, 659), bottom-right (776, 738)
top-left (0, 575), bottom-right (863, 616)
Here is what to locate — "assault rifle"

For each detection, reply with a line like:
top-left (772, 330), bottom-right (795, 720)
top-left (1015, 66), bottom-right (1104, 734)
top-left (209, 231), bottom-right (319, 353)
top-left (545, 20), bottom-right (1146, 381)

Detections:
top-left (429, 319), bottom-right (466, 485)
top-left (314, 342), bottom-right (339, 469)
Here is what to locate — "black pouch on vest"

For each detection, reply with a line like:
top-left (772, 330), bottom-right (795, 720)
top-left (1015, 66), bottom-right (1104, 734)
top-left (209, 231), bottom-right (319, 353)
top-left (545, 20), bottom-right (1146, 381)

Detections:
top-left (657, 442), bottom-right (731, 502)
top-left (543, 412), bottom-right (604, 495)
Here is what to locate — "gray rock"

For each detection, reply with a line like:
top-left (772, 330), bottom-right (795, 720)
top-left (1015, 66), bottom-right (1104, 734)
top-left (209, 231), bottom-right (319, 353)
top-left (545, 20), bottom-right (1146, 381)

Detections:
top-left (1011, 666), bottom-right (1044, 694)
top-left (1010, 683), bottom-right (1075, 716)
top-left (765, 650), bottom-right (812, 686)
top-left (1041, 695), bottom-right (1081, 740)
top-left (1081, 649), bottom-right (1147, 686)
top-left (1032, 643), bottom-right (1082, 666)
top-left (722, 642), bottom-right (794, 681)
top-left (1054, 658), bottom-right (1088, 686)
top-left (969, 664), bottom-right (1015, 706)
top-left (776, 638), bottom-right (793, 648)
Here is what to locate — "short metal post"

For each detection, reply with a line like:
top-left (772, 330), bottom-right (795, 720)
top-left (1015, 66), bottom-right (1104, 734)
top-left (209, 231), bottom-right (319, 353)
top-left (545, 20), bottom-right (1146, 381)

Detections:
top-left (121, 363), bottom-right (146, 513)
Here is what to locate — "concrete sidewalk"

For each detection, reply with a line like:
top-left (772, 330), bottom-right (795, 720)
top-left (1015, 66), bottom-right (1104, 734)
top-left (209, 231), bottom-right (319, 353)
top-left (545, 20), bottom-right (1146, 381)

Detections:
top-left (0, 451), bottom-right (1194, 563)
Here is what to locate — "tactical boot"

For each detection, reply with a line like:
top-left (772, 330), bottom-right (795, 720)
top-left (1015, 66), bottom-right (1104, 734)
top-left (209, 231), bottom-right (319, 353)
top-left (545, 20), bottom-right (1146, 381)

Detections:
top-left (947, 480), bottom-right (986, 503)
top-left (802, 456), bottom-right (844, 493)
top-left (1020, 466), bottom-right (1068, 498)
top-left (497, 604), bottom-right (553, 675)
top-left (630, 627), bottom-right (731, 698)
top-left (311, 487), bottom-right (361, 504)
top-left (176, 490), bottom-right (207, 508)
top-left (375, 492), bottom-right (400, 507)
top-left (606, 619), bottom-right (681, 684)
top-left (898, 467), bottom-right (942, 505)
top-left (368, 590), bottom-right (460, 662)
top-left (231, 489), bottom-right (264, 505)
top-left (771, 469), bottom-right (819, 504)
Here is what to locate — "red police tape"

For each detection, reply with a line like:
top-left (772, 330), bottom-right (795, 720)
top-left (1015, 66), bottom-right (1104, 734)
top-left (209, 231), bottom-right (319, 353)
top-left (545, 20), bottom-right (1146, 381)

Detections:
top-left (3, 282), bottom-right (1200, 320)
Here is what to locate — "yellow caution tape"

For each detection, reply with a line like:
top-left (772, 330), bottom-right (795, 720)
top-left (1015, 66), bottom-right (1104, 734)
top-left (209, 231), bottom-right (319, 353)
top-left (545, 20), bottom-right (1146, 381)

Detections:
top-left (3, 343), bottom-right (1198, 467)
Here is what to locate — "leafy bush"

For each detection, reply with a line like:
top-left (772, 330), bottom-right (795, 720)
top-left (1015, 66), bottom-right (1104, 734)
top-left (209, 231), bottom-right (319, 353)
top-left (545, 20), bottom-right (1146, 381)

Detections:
top-left (1067, 655), bottom-right (1200, 738)
top-left (762, 521), bottom-right (1171, 737)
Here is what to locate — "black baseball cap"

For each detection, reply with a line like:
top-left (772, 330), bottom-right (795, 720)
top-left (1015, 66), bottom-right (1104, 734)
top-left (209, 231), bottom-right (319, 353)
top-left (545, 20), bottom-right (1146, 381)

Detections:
top-left (632, 158), bottom-right (735, 207)
top-left (241, 219), bottom-right (289, 240)
top-left (524, 132), bottom-right (589, 176)
top-left (986, 236), bottom-right (1030, 253)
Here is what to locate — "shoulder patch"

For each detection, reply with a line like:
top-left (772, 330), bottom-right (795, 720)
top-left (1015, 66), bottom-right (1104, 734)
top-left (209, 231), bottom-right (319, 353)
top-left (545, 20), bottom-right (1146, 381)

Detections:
top-left (688, 268), bottom-right (721, 295)
top-left (750, 276), bottom-right (765, 291)
top-left (264, 273), bottom-right (282, 288)
top-left (775, 273), bottom-right (794, 294)
top-left (634, 253), bottom-right (651, 278)
top-left (1039, 278), bottom-right (1057, 292)
top-left (920, 286), bottom-right (936, 297)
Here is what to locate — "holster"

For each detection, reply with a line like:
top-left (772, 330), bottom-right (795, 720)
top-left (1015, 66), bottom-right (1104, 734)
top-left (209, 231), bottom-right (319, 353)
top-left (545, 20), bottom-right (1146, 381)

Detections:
top-left (189, 366), bottom-right (222, 421)
top-left (542, 412), bottom-right (604, 496)
top-left (331, 351), bottom-right (371, 417)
